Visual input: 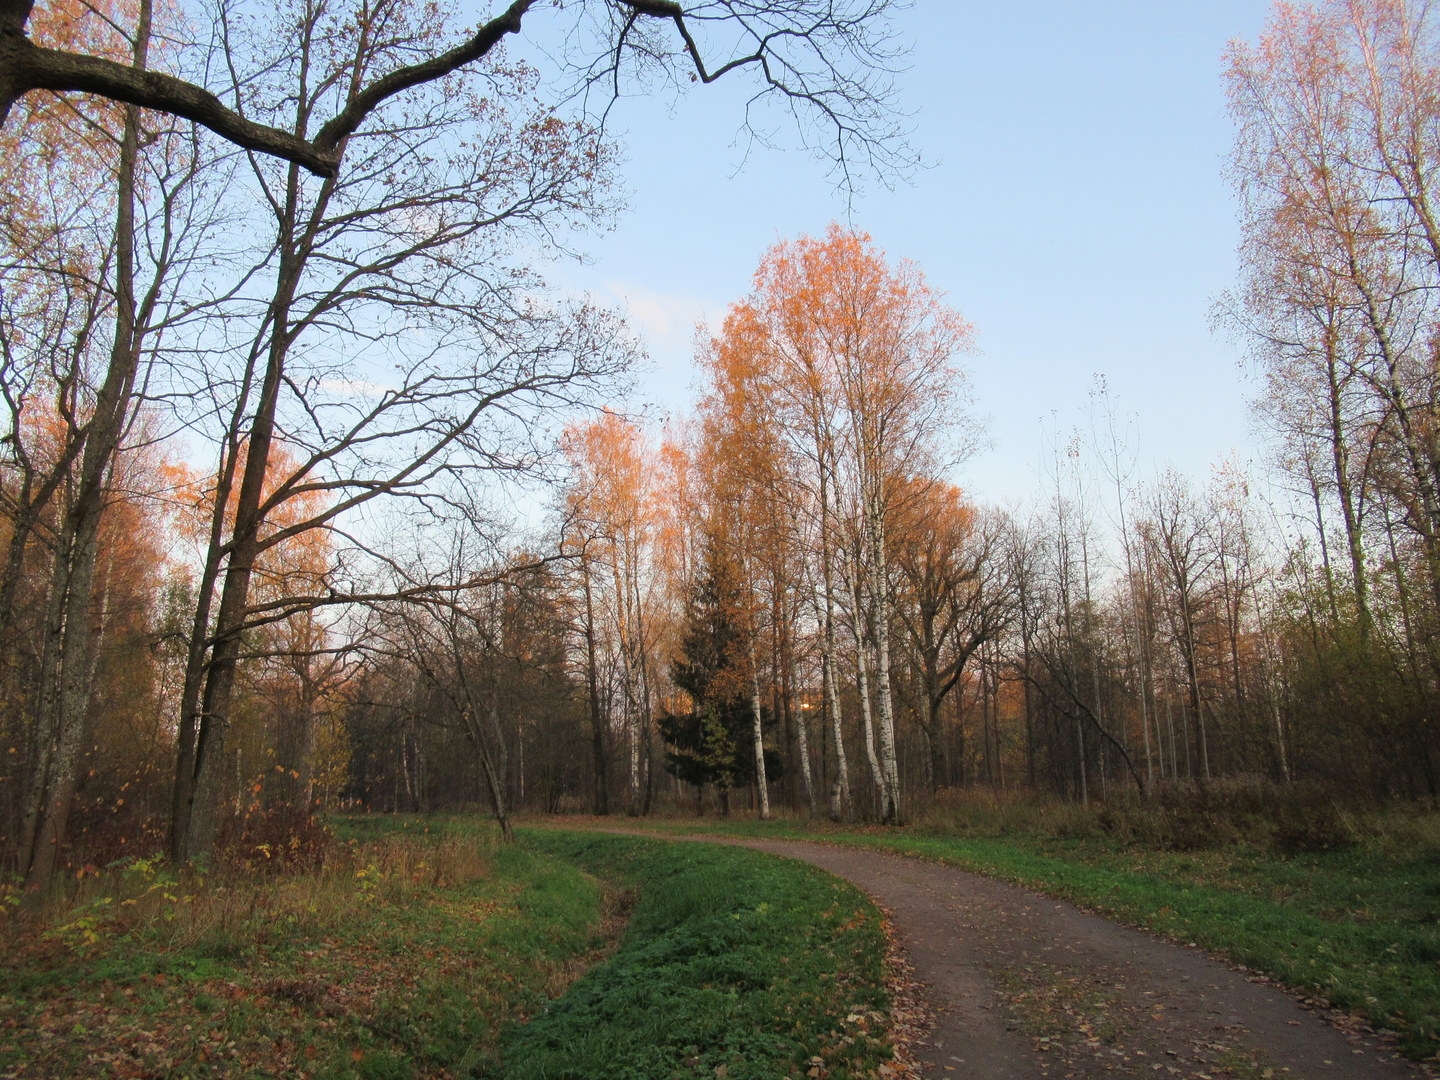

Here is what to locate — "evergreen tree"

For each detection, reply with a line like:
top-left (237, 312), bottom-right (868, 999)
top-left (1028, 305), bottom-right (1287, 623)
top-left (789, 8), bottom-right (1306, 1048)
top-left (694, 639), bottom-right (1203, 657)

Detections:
top-left (659, 540), bottom-right (779, 812)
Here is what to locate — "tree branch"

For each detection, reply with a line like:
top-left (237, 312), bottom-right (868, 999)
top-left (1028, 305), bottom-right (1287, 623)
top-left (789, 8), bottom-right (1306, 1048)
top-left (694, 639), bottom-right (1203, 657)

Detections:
top-left (4, 0), bottom-right (908, 188)
top-left (2, 33), bottom-right (335, 173)
top-left (2, 0), bottom-right (537, 177)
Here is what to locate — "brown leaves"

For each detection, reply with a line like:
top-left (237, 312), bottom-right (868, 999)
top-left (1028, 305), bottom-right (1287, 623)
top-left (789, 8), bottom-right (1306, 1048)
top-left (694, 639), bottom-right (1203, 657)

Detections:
top-left (873, 907), bottom-right (932, 1079)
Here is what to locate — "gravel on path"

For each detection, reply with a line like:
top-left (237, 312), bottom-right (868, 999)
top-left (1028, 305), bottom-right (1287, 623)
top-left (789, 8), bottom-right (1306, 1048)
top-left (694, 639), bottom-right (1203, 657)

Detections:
top-left (730, 838), bottom-right (1429, 1080)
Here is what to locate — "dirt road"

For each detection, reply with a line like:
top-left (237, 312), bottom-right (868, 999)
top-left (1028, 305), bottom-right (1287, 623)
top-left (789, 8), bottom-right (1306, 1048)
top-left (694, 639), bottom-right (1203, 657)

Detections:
top-left (726, 838), bottom-right (1428, 1080)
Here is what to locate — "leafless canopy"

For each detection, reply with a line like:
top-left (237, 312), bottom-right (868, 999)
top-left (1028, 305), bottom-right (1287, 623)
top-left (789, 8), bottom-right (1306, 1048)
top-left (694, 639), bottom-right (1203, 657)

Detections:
top-left (0, 0), bottom-right (912, 185)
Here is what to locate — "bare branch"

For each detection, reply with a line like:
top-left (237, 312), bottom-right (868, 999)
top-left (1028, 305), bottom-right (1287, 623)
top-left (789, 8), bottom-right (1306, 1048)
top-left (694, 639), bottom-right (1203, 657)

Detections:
top-left (3, 0), bottom-right (909, 188)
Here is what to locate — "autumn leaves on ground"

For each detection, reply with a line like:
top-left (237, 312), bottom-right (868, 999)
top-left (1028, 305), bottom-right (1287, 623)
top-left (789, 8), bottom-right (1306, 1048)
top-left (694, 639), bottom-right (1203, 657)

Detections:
top-left (4, 804), bottom-right (1440, 1078)
top-left (0, 819), bottom-right (896, 1079)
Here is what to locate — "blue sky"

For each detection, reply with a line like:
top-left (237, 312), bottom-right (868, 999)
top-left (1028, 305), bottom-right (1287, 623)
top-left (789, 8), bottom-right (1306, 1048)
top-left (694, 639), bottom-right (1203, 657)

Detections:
top-left (522, 1), bottom-right (1277, 507)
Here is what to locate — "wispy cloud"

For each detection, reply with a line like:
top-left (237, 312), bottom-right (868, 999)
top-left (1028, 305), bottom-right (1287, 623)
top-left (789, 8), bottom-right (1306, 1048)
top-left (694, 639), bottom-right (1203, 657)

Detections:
top-left (600, 280), bottom-right (721, 371)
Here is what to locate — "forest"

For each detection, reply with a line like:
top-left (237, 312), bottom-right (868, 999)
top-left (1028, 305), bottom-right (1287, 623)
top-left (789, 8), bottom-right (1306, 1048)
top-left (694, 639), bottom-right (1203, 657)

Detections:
top-left (4, 0), bottom-right (1440, 896)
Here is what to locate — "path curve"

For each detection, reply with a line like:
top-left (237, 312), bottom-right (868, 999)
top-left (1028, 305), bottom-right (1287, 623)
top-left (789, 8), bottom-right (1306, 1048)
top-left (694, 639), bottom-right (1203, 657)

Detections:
top-left (722, 838), bottom-right (1426, 1080)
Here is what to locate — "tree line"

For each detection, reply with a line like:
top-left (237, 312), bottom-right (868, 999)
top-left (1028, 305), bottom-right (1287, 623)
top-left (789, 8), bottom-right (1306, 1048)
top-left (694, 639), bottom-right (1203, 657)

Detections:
top-left (0, 0), bottom-right (907, 884)
top-left (353, 198), bottom-right (1440, 833)
top-left (6, 0), bottom-right (1440, 886)
top-left (363, 0), bottom-right (1440, 825)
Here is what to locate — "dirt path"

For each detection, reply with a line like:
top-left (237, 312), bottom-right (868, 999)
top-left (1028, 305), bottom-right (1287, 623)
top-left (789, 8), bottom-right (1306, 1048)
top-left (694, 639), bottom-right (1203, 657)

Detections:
top-left (725, 838), bottom-right (1427, 1080)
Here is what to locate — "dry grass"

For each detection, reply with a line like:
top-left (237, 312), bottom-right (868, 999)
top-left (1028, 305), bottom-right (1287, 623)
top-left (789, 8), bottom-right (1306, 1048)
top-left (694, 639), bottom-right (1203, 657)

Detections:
top-left (0, 817), bottom-right (615, 1079)
top-left (1, 820), bottom-right (503, 957)
top-left (908, 780), bottom-right (1440, 856)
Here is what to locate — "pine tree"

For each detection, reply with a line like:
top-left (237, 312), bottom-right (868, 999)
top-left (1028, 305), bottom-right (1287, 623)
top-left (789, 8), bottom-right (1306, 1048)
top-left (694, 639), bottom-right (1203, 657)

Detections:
top-left (659, 540), bottom-right (779, 813)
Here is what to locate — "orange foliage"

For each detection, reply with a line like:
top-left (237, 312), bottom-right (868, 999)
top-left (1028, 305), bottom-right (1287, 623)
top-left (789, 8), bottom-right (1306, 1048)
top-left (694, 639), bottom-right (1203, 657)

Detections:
top-left (165, 443), bottom-right (333, 599)
top-left (1, 0), bottom-right (133, 264)
top-left (561, 410), bottom-right (650, 545)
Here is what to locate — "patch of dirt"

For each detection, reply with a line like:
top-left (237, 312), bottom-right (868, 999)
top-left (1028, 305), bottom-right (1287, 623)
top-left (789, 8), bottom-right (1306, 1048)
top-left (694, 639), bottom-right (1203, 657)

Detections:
top-left (545, 878), bottom-right (637, 999)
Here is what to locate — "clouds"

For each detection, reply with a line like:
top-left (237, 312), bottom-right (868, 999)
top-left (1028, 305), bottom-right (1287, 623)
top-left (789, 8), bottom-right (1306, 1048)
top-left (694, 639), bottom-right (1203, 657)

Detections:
top-left (571, 279), bottom-right (723, 414)
top-left (605, 280), bottom-right (718, 365)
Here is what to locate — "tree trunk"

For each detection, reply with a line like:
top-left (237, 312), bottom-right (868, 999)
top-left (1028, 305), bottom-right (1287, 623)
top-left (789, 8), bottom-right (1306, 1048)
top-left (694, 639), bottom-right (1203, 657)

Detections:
top-left (923, 697), bottom-right (947, 792)
top-left (466, 705), bottom-right (512, 843)
top-left (868, 516), bottom-right (900, 823)
top-left (851, 580), bottom-right (885, 820)
top-left (581, 562), bottom-right (609, 815)
top-left (820, 571), bottom-right (851, 821)
top-left (22, 16), bottom-right (150, 884)
top-left (750, 677), bottom-right (769, 820)
top-left (176, 215), bottom-right (312, 861)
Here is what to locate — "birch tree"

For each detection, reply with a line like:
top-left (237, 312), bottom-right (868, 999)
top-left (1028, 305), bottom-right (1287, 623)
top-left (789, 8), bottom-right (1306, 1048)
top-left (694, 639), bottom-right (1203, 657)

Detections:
top-left (712, 224), bottom-right (974, 823)
top-left (561, 411), bottom-right (667, 815)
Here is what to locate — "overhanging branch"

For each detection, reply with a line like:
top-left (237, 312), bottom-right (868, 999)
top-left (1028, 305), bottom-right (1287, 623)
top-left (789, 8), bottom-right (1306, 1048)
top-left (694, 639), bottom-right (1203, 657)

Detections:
top-left (1, 0), bottom-right (538, 177)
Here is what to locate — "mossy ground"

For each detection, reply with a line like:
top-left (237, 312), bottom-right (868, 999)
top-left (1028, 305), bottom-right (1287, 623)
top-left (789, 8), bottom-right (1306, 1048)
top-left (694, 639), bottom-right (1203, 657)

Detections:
top-left (502, 830), bottom-right (891, 1080)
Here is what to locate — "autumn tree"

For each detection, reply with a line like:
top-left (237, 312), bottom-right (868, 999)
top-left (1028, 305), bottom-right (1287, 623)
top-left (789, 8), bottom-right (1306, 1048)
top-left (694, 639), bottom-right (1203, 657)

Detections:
top-left (703, 299), bottom-right (855, 818)
top-left (1227, 0), bottom-right (1440, 791)
top-left (561, 411), bottom-right (673, 816)
top-left (163, 447), bottom-right (354, 826)
top-left (4, 0), bottom-right (915, 866)
top-left (891, 482), bottom-right (1019, 791)
top-left (3, 430), bottom-right (184, 874)
top-left (3, 0), bottom-right (241, 885)
top-left (1229, 1), bottom-right (1440, 633)
top-left (701, 224), bottom-right (974, 823)
top-left (694, 325), bottom-right (812, 818)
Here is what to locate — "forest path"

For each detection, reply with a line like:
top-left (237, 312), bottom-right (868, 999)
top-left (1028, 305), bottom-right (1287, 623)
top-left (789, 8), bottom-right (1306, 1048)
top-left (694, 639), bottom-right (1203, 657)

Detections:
top-left (743, 840), bottom-right (1428, 1077)
top-left (548, 826), bottom-right (1429, 1080)
top-left (733, 837), bottom-right (1426, 1080)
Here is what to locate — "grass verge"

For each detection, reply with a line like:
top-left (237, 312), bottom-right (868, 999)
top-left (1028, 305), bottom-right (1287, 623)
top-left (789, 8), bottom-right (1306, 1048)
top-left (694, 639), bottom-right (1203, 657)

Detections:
top-left (0, 816), bottom-right (612, 1078)
top-left (542, 812), bottom-right (1440, 1062)
top-left (504, 829), bottom-right (891, 1080)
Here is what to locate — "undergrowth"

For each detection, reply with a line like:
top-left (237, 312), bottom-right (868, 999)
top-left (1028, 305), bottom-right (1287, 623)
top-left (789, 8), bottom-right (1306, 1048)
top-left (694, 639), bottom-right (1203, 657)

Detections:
top-left (1, 818), bottom-right (898, 1078)
top-left (0, 816), bottom-right (610, 1078)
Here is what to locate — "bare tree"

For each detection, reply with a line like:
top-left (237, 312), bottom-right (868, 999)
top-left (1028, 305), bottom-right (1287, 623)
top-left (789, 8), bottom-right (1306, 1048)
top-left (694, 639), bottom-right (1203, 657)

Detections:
top-left (3, 0), bottom-right (913, 183)
top-left (148, 0), bottom-right (648, 863)
top-left (892, 487), bottom-right (1018, 791)
top-left (362, 580), bottom-right (525, 842)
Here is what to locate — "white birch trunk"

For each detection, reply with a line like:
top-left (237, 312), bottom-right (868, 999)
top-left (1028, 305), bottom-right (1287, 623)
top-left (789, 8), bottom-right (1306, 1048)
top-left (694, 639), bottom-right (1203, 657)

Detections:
top-left (818, 464), bottom-right (852, 821)
top-left (868, 517), bottom-right (901, 823)
top-left (793, 692), bottom-right (817, 815)
top-left (750, 662), bottom-right (770, 820)
top-left (850, 571), bottom-right (886, 815)
top-left (821, 607), bottom-right (851, 821)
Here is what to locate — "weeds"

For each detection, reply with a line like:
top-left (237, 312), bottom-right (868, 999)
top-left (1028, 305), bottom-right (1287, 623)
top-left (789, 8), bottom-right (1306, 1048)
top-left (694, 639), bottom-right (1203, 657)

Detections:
top-left (0, 817), bottom-right (612, 1078)
top-left (905, 780), bottom-right (1421, 855)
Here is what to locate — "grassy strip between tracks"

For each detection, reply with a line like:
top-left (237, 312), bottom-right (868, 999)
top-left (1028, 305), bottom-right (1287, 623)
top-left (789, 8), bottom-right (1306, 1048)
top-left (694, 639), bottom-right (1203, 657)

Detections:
top-left (558, 813), bottom-right (1440, 1062)
top-left (500, 829), bottom-right (891, 1080)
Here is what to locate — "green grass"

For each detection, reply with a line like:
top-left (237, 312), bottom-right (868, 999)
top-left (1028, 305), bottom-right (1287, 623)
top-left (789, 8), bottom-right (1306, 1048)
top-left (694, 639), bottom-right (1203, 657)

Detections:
top-left (0, 818), bottom-right (896, 1078)
top-left (0, 816), bottom-right (613, 1078)
top-left (561, 811), bottom-right (1440, 1060)
top-left (503, 830), bottom-right (891, 1080)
